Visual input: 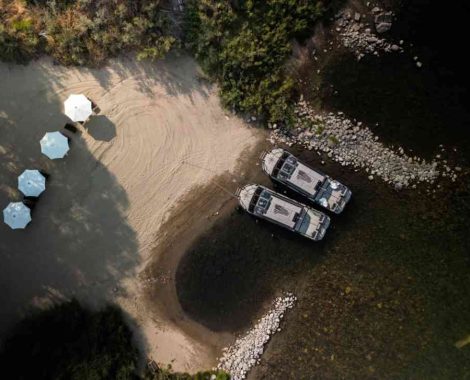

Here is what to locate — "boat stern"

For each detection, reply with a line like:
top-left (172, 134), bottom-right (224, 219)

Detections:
top-left (299, 208), bottom-right (331, 241)
top-left (317, 180), bottom-right (352, 214)
top-left (313, 213), bottom-right (330, 241)
top-left (334, 187), bottom-right (352, 214)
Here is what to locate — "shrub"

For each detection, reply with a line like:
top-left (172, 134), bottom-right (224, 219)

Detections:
top-left (184, 0), bottom-right (324, 123)
top-left (0, 21), bottom-right (40, 62)
top-left (0, 0), bottom-right (175, 66)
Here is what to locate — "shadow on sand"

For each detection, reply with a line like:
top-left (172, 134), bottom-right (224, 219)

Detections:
top-left (97, 52), bottom-right (211, 101)
top-left (0, 60), bottom-right (145, 359)
top-left (32, 52), bottom-right (211, 107)
top-left (86, 115), bottom-right (117, 142)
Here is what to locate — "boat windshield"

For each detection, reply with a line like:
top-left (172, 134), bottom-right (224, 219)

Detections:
top-left (279, 156), bottom-right (297, 179)
top-left (254, 190), bottom-right (272, 214)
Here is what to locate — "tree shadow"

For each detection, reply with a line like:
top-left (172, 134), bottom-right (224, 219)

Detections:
top-left (56, 52), bottom-right (212, 105)
top-left (0, 59), bottom-right (144, 357)
top-left (86, 115), bottom-right (117, 142)
top-left (0, 299), bottom-right (140, 380)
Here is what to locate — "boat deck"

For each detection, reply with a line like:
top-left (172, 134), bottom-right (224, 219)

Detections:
top-left (262, 194), bottom-right (302, 229)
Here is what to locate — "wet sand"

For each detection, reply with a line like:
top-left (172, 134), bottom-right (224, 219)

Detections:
top-left (139, 141), bottom-right (273, 367)
top-left (0, 53), bottom-right (262, 371)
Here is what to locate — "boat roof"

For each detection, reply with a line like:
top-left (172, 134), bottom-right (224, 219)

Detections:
top-left (289, 162), bottom-right (325, 195)
top-left (263, 192), bottom-right (302, 229)
top-left (264, 149), bottom-right (326, 196)
top-left (238, 184), bottom-right (304, 229)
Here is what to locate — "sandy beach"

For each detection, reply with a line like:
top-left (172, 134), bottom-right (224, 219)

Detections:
top-left (0, 53), bottom-right (262, 371)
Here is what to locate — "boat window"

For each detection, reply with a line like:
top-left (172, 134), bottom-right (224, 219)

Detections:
top-left (281, 163), bottom-right (295, 175)
top-left (293, 212), bottom-right (300, 223)
top-left (278, 171), bottom-right (288, 180)
top-left (258, 198), bottom-right (268, 208)
top-left (297, 212), bottom-right (311, 234)
top-left (274, 152), bottom-right (297, 179)
top-left (254, 190), bottom-right (272, 213)
top-left (248, 187), bottom-right (263, 213)
top-left (286, 156), bottom-right (296, 165)
top-left (273, 156), bottom-right (286, 177)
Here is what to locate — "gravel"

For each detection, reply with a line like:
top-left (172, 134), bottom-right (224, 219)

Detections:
top-left (217, 294), bottom-right (296, 380)
top-left (269, 100), bottom-right (458, 188)
top-left (335, 9), bottom-right (402, 60)
top-left (338, 18), bottom-right (402, 59)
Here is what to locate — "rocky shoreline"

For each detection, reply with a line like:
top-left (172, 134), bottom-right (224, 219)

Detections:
top-left (217, 294), bottom-right (296, 380)
top-left (268, 100), bottom-right (458, 189)
top-left (336, 7), bottom-right (403, 60)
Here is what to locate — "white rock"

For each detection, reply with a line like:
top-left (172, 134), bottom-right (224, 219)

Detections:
top-left (217, 294), bottom-right (296, 380)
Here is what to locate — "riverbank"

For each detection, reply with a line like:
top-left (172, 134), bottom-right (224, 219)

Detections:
top-left (0, 53), bottom-right (261, 372)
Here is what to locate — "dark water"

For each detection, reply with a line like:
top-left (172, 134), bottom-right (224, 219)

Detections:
top-left (315, 1), bottom-right (470, 161)
top-left (176, 1), bottom-right (470, 379)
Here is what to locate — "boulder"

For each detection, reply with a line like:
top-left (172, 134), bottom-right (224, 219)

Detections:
top-left (375, 12), bottom-right (393, 33)
top-left (376, 22), bottom-right (392, 33)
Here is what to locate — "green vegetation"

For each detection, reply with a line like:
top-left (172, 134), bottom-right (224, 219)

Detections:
top-left (0, 300), bottom-right (229, 380)
top-left (1, 0), bottom-right (330, 123)
top-left (184, 0), bottom-right (324, 123)
top-left (327, 134), bottom-right (339, 145)
top-left (0, 0), bottom-right (175, 65)
top-left (0, 0), bottom-right (39, 62)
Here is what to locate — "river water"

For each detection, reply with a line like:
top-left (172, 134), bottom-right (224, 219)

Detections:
top-left (176, 1), bottom-right (470, 378)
